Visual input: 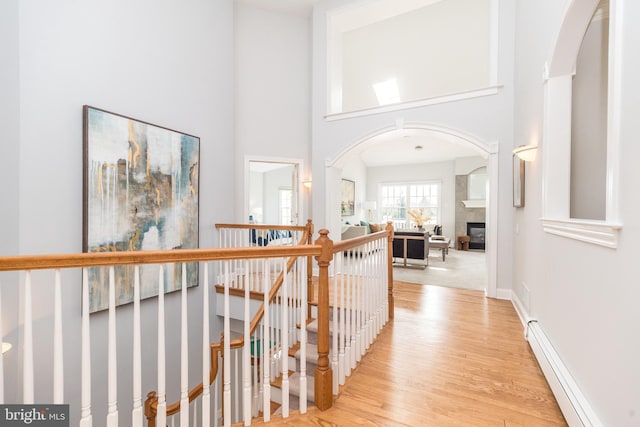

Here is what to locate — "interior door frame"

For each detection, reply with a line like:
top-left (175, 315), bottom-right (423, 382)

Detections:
top-left (244, 155), bottom-right (304, 225)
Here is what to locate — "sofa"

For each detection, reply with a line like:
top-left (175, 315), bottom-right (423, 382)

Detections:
top-left (340, 220), bottom-right (387, 240)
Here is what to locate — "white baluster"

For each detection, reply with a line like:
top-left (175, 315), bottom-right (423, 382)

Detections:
top-left (223, 262), bottom-right (231, 427)
top-left (234, 350), bottom-right (239, 422)
top-left (351, 259), bottom-right (357, 371)
top-left (107, 266), bottom-right (118, 427)
top-left (299, 257), bottom-right (307, 414)
top-left (214, 367), bottom-right (219, 427)
top-left (338, 256), bottom-right (346, 386)
top-left (23, 271), bottom-right (34, 403)
top-left (132, 266), bottom-right (142, 427)
top-left (202, 263), bottom-right (211, 427)
top-left (243, 260), bottom-right (251, 426)
top-left (332, 257), bottom-right (339, 395)
top-left (0, 288), bottom-right (3, 404)
top-left (262, 260), bottom-right (271, 422)
top-left (180, 264), bottom-right (190, 427)
top-left (157, 266), bottom-right (167, 427)
top-left (80, 269), bottom-right (93, 427)
top-left (281, 258), bottom-right (289, 417)
top-left (53, 269), bottom-right (64, 403)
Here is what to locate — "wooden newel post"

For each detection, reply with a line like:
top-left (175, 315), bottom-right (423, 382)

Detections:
top-left (314, 228), bottom-right (334, 410)
top-left (144, 391), bottom-right (158, 427)
top-left (385, 221), bottom-right (395, 320)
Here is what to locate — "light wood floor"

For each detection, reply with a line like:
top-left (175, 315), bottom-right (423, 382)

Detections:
top-left (243, 281), bottom-right (567, 426)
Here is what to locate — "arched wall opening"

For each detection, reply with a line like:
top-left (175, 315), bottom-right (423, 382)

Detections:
top-left (325, 122), bottom-right (499, 298)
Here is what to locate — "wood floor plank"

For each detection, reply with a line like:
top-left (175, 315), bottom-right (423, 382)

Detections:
top-left (237, 281), bottom-right (567, 426)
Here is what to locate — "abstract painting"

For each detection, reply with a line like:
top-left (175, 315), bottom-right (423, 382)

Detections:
top-left (83, 106), bottom-right (199, 312)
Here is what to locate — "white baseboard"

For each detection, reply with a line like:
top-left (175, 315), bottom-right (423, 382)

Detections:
top-left (495, 288), bottom-right (512, 300)
top-left (526, 321), bottom-right (604, 427)
top-left (510, 290), bottom-right (530, 330)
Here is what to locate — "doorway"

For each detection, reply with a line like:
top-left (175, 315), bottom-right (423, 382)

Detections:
top-left (246, 159), bottom-right (302, 225)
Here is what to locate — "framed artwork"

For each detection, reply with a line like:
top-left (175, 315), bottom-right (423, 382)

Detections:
top-left (513, 155), bottom-right (525, 208)
top-left (341, 179), bottom-right (355, 216)
top-left (83, 106), bottom-right (200, 312)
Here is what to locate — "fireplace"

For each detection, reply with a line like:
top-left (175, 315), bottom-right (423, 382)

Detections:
top-left (466, 222), bottom-right (486, 250)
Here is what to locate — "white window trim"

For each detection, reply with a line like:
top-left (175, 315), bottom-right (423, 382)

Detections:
top-left (540, 0), bottom-right (623, 249)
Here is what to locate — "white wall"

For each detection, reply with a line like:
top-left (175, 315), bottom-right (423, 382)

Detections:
top-left (366, 161), bottom-right (456, 237)
top-left (513, 1), bottom-right (640, 425)
top-left (234, 4), bottom-right (312, 222)
top-left (341, 0), bottom-right (491, 112)
top-left (313, 0), bottom-right (515, 294)
top-left (0, 0), bottom-right (234, 425)
top-left (570, 16), bottom-right (608, 220)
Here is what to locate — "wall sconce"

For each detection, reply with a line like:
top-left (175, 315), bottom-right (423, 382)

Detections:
top-left (513, 144), bottom-right (538, 162)
top-left (302, 180), bottom-right (312, 189)
top-left (2, 342), bottom-right (11, 354)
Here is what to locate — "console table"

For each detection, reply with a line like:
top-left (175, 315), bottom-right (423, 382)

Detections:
top-left (429, 236), bottom-right (451, 261)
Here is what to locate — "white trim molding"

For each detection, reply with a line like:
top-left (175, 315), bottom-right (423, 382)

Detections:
top-left (462, 200), bottom-right (486, 208)
top-left (540, 217), bottom-right (622, 248)
top-left (526, 321), bottom-right (605, 427)
top-left (325, 86), bottom-right (501, 122)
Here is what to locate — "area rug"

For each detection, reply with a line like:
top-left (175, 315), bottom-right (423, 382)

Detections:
top-left (391, 248), bottom-right (486, 291)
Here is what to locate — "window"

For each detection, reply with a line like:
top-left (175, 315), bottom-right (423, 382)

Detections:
top-left (279, 188), bottom-right (292, 225)
top-left (381, 182), bottom-right (440, 228)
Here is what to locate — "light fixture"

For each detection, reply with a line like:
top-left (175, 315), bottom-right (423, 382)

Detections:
top-left (302, 180), bottom-right (312, 189)
top-left (513, 144), bottom-right (538, 162)
top-left (2, 342), bottom-right (11, 354)
top-left (414, 145), bottom-right (423, 151)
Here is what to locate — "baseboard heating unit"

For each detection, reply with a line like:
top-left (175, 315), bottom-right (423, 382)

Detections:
top-left (526, 320), bottom-right (604, 427)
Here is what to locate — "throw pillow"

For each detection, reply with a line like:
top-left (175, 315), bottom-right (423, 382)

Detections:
top-left (360, 220), bottom-right (371, 233)
top-left (369, 223), bottom-right (382, 233)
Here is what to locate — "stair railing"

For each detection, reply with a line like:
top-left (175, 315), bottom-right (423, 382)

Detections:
top-left (0, 221), bottom-right (394, 426)
top-left (322, 222), bottom-right (394, 399)
top-left (145, 221), bottom-right (314, 426)
top-left (0, 240), bottom-right (320, 427)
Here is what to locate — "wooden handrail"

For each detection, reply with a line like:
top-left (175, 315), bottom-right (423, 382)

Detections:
top-left (216, 223), bottom-right (308, 232)
top-left (0, 245), bottom-right (321, 272)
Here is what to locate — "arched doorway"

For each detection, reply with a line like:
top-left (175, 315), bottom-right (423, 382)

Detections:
top-left (326, 122), bottom-right (499, 298)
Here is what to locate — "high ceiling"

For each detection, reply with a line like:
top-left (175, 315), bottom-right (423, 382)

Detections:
top-left (344, 129), bottom-right (485, 167)
top-left (236, 0), bottom-right (485, 166)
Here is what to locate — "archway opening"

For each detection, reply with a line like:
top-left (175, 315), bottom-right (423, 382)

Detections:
top-left (327, 124), bottom-right (498, 297)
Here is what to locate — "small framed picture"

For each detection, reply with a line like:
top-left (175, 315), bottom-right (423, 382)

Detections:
top-left (513, 155), bottom-right (525, 208)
